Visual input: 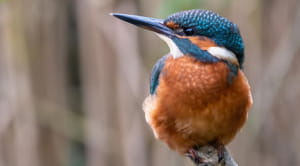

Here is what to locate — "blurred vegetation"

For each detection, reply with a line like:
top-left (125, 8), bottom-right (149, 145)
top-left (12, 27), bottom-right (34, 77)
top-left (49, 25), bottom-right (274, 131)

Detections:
top-left (0, 0), bottom-right (300, 166)
top-left (157, 0), bottom-right (205, 17)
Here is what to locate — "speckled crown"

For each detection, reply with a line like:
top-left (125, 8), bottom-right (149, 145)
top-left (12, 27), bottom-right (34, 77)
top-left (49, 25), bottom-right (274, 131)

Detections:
top-left (164, 9), bottom-right (245, 67)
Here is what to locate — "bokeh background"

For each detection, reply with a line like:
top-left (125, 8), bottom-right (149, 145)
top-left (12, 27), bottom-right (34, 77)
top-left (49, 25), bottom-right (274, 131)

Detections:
top-left (1, 0), bottom-right (300, 166)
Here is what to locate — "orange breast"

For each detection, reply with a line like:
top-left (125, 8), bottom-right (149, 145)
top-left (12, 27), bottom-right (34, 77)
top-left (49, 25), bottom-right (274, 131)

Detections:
top-left (145, 56), bottom-right (252, 154)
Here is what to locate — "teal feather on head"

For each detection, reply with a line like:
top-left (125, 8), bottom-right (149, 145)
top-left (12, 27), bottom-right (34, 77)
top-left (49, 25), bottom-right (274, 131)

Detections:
top-left (164, 9), bottom-right (245, 67)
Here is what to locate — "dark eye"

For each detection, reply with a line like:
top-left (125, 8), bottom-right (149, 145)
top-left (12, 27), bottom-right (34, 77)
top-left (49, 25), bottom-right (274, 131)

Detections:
top-left (184, 28), bottom-right (194, 35)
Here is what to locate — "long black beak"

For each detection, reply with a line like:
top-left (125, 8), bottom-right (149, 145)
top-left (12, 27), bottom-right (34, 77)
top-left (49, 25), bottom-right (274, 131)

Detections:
top-left (110, 13), bottom-right (174, 36)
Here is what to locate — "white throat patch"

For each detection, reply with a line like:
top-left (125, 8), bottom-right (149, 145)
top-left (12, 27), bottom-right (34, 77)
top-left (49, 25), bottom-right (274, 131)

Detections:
top-left (156, 34), bottom-right (184, 58)
top-left (207, 47), bottom-right (239, 65)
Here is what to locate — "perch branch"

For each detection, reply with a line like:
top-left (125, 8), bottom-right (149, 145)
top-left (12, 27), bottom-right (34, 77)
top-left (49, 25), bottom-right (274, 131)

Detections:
top-left (186, 145), bottom-right (238, 166)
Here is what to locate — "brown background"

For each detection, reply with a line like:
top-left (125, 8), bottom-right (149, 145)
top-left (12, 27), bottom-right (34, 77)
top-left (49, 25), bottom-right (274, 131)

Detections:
top-left (0, 0), bottom-right (299, 166)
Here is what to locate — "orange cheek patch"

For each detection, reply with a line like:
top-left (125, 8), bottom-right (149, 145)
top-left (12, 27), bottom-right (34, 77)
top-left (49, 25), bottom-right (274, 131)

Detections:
top-left (165, 21), bottom-right (180, 29)
top-left (179, 36), bottom-right (217, 50)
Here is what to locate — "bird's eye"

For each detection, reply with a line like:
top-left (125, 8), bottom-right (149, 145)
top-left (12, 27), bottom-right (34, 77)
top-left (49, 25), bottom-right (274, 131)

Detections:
top-left (184, 28), bottom-right (194, 36)
top-left (173, 27), bottom-right (194, 36)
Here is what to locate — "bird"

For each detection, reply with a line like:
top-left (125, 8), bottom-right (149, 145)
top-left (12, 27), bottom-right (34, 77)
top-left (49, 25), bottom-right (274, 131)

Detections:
top-left (111, 9), bottom-right (252, 162)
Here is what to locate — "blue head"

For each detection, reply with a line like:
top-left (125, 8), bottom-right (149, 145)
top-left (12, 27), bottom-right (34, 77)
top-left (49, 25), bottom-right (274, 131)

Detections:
top-left (111, 9), bottom-right (245, 68)
top-left (164, 10), bottom-right (244, 66)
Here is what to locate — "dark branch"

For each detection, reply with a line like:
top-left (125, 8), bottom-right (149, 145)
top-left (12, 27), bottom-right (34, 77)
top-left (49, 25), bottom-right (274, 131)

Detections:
top-left (186, 145), bottom-right (238, 166)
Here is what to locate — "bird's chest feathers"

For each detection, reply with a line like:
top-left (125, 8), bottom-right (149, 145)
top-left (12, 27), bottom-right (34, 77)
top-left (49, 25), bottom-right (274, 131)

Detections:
top-left (159, 56), bottom-right (234, 108)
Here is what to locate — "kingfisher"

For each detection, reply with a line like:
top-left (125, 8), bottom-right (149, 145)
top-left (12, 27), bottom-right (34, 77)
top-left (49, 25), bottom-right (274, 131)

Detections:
top-left (111, 9), bottom-right (252, 161)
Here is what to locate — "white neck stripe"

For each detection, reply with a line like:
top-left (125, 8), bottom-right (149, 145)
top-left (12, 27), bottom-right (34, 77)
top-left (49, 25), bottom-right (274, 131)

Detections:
top-left (207, 47), bottom-right (239, 65)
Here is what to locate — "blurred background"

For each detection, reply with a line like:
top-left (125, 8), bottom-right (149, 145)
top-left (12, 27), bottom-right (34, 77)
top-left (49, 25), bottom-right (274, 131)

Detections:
top-left (0, 0), bottom-right (300, 166)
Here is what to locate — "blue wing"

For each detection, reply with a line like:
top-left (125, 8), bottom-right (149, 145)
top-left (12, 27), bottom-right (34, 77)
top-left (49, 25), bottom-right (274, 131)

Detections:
top-left (150, 55), bottom-right (168, 95)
